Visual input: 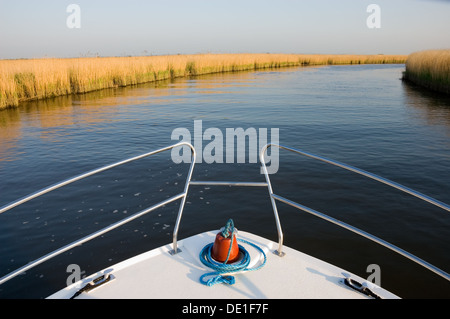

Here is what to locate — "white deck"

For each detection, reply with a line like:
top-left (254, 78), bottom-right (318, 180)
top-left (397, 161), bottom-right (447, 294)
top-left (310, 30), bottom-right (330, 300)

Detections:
top-left (48, 230), bottom-right (400, 299)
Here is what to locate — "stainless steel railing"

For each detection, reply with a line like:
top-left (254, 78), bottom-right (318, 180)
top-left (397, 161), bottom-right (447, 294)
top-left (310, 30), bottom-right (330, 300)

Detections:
top-left (0, 142), bottom-right (197, 285)
top-left (1, 142), bottom-right (449, 287)
top-left (259, 143), bottom-right (450, 281)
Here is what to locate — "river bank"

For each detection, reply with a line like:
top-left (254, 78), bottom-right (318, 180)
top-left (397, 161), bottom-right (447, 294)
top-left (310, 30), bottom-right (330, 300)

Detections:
top-left (0, 53), bottom-right (407, 110)
top-left (403, 49), bottom-right (450, 94)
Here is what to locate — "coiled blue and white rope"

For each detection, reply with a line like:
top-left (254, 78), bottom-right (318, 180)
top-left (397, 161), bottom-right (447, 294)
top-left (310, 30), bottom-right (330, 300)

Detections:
top-left (199, 219), bottom-right (267, 286)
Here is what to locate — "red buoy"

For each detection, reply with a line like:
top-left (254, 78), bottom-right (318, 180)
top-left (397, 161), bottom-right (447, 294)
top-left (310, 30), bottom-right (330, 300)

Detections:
top-left (211, 232), bottom-right (239, 263)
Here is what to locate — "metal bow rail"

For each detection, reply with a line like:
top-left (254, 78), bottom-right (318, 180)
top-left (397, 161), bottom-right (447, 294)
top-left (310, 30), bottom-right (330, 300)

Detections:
top-left (0, 142), bottom-right (449, 287)
top-left (259, 143), bottom-right (450, 281)
top-left (0, 142), bottom-right (196, 285)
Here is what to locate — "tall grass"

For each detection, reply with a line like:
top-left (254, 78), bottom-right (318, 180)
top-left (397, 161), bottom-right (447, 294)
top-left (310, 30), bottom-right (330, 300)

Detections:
top-left (0, 53), bottom-right (407, 110)
top-left (403, 49), bottom-right (450, 94)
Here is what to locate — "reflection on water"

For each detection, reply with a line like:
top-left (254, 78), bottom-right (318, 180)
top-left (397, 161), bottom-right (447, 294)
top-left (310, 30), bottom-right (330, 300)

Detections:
top-left (402, 81), bottom-right (450, 135)
top-left (0, 67), bottom-right (306, 162)
top-left (0, 65), bottom-right (449, 299)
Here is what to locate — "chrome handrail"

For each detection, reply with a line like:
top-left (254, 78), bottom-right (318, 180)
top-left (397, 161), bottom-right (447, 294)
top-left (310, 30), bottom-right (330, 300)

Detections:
top-left (259, 143), bottom-right (450, 281)
top-left (0, 142), bottom-right (196, 285)
top-left (1, 141), bottom-right (449, 288)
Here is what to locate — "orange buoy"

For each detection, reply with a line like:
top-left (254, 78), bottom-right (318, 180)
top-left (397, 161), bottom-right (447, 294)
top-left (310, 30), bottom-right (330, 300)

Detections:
top-left (211, 231), bottom-right (240, 263)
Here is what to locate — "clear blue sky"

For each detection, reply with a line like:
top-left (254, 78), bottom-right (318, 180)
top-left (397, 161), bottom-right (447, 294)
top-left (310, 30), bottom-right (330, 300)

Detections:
top-left (0, 0), bottom-right (449, 59)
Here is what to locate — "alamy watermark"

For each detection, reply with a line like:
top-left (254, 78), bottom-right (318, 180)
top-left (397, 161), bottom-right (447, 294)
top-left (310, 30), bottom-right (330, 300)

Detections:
top-left (366, 4), bottom-right (381, 29)
top-left (66, 264), bottom-right (85, 286)
top-left (65, 262), bottom-right (382, 289)
top-left (170, 120), bottom-right (279, 174)
top-left (66, 4), bottom-right (81, 29)
top-left (65, 4), bottom-right (380, 30)
top-left (367, 263), bottom-right (381, 286)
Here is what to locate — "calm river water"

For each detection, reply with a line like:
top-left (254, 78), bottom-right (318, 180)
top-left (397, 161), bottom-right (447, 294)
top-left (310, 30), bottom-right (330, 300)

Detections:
top-left (0, 64), bottom-right (449, 298)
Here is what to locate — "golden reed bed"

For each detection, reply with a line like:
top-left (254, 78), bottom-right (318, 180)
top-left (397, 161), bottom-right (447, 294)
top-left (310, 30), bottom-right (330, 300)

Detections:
top-left (0, 53), bottom-right (406, 110)
top-left (403, 49), bottom-right (450, 94)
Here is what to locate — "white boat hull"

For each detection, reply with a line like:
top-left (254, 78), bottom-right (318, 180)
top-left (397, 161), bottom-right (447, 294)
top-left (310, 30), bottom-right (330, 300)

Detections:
top-left (48, 230), bottom-right (399, 299)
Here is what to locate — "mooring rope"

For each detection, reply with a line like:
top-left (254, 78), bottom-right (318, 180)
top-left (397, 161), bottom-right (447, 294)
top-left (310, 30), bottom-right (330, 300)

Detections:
top-left (199, 219), bottom-right (267, 286)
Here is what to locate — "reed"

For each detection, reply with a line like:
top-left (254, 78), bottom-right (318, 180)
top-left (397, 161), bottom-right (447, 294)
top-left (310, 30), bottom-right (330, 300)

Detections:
top-left (403, 49), bottom-right (450, 94)
top-left (0, 53), bottom-right (407, 110)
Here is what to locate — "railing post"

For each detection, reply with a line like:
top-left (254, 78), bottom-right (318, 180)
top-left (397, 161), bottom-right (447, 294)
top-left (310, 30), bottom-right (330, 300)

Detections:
top-left (260, 143), bottom-right (450, 281)
top-left (0, 142), bottom-right (196, 285)
top-left (260, 144), bottom-right (285, 257)
top-left (170, 143), bottom-right (197, 255)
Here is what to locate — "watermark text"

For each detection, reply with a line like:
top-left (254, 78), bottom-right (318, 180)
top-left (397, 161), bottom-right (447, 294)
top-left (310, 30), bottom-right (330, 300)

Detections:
top-left (366, 4), bottom-right (381, 29)
top-left (171, 120), bottom-right (279, 174)
top-left (66, 4), bottom-right (81, 29)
